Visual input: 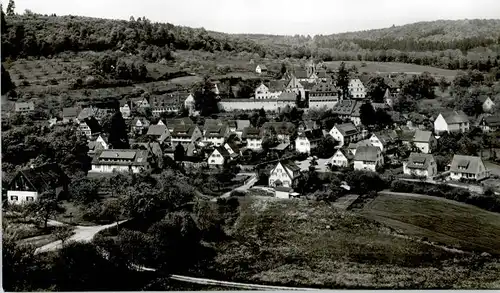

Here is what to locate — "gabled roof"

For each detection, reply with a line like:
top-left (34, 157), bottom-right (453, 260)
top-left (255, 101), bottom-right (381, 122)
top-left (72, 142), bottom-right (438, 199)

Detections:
top-left (372, 130), bottom-right (398, 146)
top-left (78, 107), bottom-right (97, 121)
top-left (62, 107), bottom-right (80, 118)
top-left (242, 127), bottom-right (262, 139)
top-left (413, 130), bottom-right (433, 143)
top-left (311, 82), bottom-right (337, 93)
top-left (269, 80), bottom-right (286, 92)
top-left (406, 153), bottom-right (435, 170)
top-left (93, 149), bottom-right (149, 166)
top-left (286, 76), bottom-right (303, 89)
top-left (449, 155), bottom-right (485, 174)
top-left (149, 93), bottom-right (183, 108)
top-left (9, 163), bottom-right (68, 193)
top-left (334, 123), bottom-right (359, 136)
top-left (440, 110), bottom-right (469, 124)
top-left (205, 124), bottom-right (229, 138)
top-left (82, 117), bottom-right (102, 134)
top-left (171, 125), bottom-right (198, 138)
top-left (131, 117), bottom-right (150, 127)
top-left (294, 68), bottom-right (309, 79)
top-left (354, 146), bottom-right (380, 162)
top-left (213, 146), bottom-right (231, 159)
top-left (262, 122), bottom-right (296, 135)
top-left (166, 117), bottom-right (194, 128)
top-left (334, 148), bottom-right (354, 160)
top-left (275, 161), bottom-right (301, 180)
top-left (481, 115), bottom-right (500, 127)
top-left (478, 96), bottom-right (493, 104)
top-left (147, 124), bottom-right (168, 136)
top-left (257, 64), bottom-right (268, 70)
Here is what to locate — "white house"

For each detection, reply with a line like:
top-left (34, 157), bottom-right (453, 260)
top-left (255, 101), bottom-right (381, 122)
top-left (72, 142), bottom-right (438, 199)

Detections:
top-left (449, 155), bottom-right (489, 181)
top-left (411, 130), bottom-right (436, 154)
top-left (268, 161), bottom-right (302, 188)
top-left (90, 149), bottom-right (151, 174)
top-left (255, 64), bottom-right (268, 74)
top-left (403, 153), bottom-right (437, 178)
top-left (479, 96), bottom-right (496, 113)
top-left (170, 125), bottom-right (203, 148)
top-left (477, 115), bottom-right (500, 133)
top-left (146, 124), bottom-right (171, 144)
top-left (368, 131), bottom-right (398, 152)
top-left (88, 134), bottom-right (109, 156)
top-left (434, 111), bottom-right (470, 134)
top-left (208, 147), bottom-right (231, 166)
top-left (119, 100), bottom-right (131, 119)
top-left (184, 94), bottom-right (196, 113)
top-left (6, 163), bottom-right (68, 205)
top-left (254, 83), bottom-right (283, 100)
top-left (203, 124), bottom-right (230, 147)
top-left (295, 129), bottom-right (324, 154)
top-left (79, 117), bottom-right (101, 138)
top-left (329, 122), bottom-right (360, 147)
top-left (353, 146), bottom-right (384, 172)
top-left (228, 119), bottom-right (251, 138)
top-left (348, 79), bottom-right (366, 99)
top-left (330, 149), bottom-right (352, 168)
top-left (242, 127), bottom-right (263, 150)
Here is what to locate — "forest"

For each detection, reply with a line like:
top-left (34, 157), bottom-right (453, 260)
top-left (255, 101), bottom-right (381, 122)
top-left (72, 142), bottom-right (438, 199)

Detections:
top-left (1, 9), bottom-right (500, 73)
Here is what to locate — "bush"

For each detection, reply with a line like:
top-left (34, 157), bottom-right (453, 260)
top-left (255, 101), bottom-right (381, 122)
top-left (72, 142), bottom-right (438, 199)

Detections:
top-left (390, 180), bottom-right (414, 193)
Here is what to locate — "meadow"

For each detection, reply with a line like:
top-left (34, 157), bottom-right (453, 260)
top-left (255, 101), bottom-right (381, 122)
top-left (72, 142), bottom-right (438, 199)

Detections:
top-left (324, 61), bottom-right (459, 78)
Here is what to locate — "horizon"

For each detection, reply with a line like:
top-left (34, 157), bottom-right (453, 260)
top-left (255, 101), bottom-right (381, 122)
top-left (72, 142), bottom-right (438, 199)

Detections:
top-left (6, 0), bottom-right (500, 36)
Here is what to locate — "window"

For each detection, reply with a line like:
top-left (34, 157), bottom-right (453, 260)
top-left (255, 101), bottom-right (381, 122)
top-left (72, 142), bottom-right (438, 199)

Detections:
top-left (211, 159), bottom-right (215, 163)
top-left (26, 196), bottom-right (34, 202)
top-left (10, 196), bottom-right (18, 201)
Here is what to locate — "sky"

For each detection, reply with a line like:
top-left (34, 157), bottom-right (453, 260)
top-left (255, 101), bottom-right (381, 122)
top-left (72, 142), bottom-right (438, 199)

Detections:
top-left (9, 0), bottom-right (500, 35)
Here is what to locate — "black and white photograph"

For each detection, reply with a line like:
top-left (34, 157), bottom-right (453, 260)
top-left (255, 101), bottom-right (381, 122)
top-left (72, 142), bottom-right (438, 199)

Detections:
top-left (2, 0), bottom-right (500, 291)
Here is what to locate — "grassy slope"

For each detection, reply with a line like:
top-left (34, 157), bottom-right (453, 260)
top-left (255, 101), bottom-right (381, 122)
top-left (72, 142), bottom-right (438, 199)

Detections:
top-left (361, 193), bottom-right (500, 255)
top-left (324, 61), bottom-right (458, 77)
top-left (210, 197), bottom-right (500, 289)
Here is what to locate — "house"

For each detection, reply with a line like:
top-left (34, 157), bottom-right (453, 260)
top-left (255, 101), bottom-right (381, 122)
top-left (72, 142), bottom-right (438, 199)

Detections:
top-left (90, 149), bottom-right (151, 174)
top-left (331, 100), bottom-right (359, 124)
top-left (6, 163), bottom-right (69, 205)
top-left (242, 127), bottom-right (263, 150)
top-left (329, 122), bottom-right (360, 147)
top-left (403, 153), bottom-right (437, 178)
top-left (348, 139), bottom-right (373, 156)
top-left (203, 123), bottom-right (230, 146)
top-left (298, 120), bottom-right (319, 133)
top-left (478, 115), bottom-right (500, 133)
top-left (330, 149), bottom-right (353, 168)
top-left (434, 111), bottom-right (470, 134)
top-left (227, 119), bottom-right (251, 138)
top-left (308, 82), bottom-right (340, 109)
top-left (165, 117), bottom-right (194, 133)
top-left (223, 142), bottom-right (241, 160)
top-left (285, 76), bottom-right (306, 98)
top-left (293, 68), bottom-right (310, 82)
top-left (146, 124), bottom-right (171, 144)
top-left (449, 155), bottom-right (489, 181)
top-left (254, 82), bottom-right (283, 100)
top-left (295, 129), bottom-right (324, 153)
top-left (255, 64), bottom-right (268, 74)
top-left (208, 146), bottom-right (232, 166)
top-left (276, 92), bottom-right (298, 109)
top-left (62, 107), bottom-right (80, 123)
top-left (149, 94), bottom-right (181, 116)
top-left (14, 101), bottom-right (35, 114)
top-left (268, 161), bottom-right (302, 188)
top-left (131, 117), bottom-right (150, 134)
top-left (79, 117), bottom-right (102, 138)
top-left (170, 124), bottom-right (203, 147)
top-left (411, 130), bottom-right (436, 154)
top-left (184, 94), bottom-right (196, 113)
top-left (348, 79), bottom-right (366, 99)
top-left (132, 96), bottom-right (150, 109)
top-left (88, 134), bottom-right (109, 156)
top-left (479, 96), bottom-right (496, 113)
top-left (369, 131), bottom-right (398, 152)
top-left (77, 107), bottom-right (98, 122)
top-left (119, 100), bottom-right (131, 119)
top-left (262, 121), bottom-right (296, 143)
top-left (384, 89), bottom-right (394, 108)
top-left (353, 146), bottom-right (384, 172)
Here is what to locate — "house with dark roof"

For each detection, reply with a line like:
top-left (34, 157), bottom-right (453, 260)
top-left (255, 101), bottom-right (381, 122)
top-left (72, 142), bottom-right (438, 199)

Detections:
top-left (330, 149), bottom-right (353, 168)
top-left (90, 149), bottom-right (151, 174)
top-left (293, 68), bottom-right (309, 81)
top-left (62, 107), bottom-right (81, 123)
top-left (146, 124), bottom-right (171, 144)
top-left (285, 76), bottom-right (306, 98)
top-left (411, 130), bottom-right (436, 154)
top-left (353, 146), bottom-right (384, 172)
top-left (348, 79), bottom-right (367, 99)
top-left (256, 64), bottom-right (268, 74)
top-left (242, 127), bottom-right (263, 150)
top-left (403, 153), bottom-right (437, 178)
top-left (227, 120), bottom-right (251, 137)
top-left (368, 130), bottom-right (399, 152)
top-left (478, 114), bottom-right (500, 133)
top-left (348, 139), bottom-right (373, 156)
top-left (79, 117), bottom-right (102, 138)
top-left (14, 101), bottom-right (35, 114)
top-left (449, 155), bottom-right (489, 181)
top-left (478, 96), bottom-right (496, 113)
top-left (170, 124), bottom-right (203, 148)
top-left (88, 134), bottom-right (109, 156)
top-left (149, 94), bottom-right (182, 116)
top-left (434, 110), bottom-right (470, 134)
top-left (203, 123), bottom-right (230, 146)
top-left (295, 129), bottom-right (324, 154)
top-left (165, 117), bottom-right (194, 133)
top-left (329, 122), bottom-right (360, 147)
top-left (131, 117), bottom-right (150, 134)
top-left (331, 100), bottom-right (359, 123)
top-left (7, 163), bottom-right (69, 205)
top-left (208, 146), bottom-right (232, 166)
top-left (268, 161), bottom-right (302, 189)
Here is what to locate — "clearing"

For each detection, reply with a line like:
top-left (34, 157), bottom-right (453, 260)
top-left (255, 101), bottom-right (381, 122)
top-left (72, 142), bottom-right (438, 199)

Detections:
top-left (208, 197), bottom-right (500, 289)
top-left (324, 61), bottom-right (458, 77)
top-left (361, 192), bottom-right (500, 255)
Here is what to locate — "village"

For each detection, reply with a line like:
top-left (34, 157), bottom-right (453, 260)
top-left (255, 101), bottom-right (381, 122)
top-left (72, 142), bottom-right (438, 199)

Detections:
top-left (5, 59), bottom-right (500, 205)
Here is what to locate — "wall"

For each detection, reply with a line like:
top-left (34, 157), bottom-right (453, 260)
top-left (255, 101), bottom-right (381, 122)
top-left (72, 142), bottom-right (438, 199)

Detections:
top-left (275, 190), bottom-right (290, 199)
top-left (415, 142), bottom-right (430, 154)
top-left (90, 164), bottom-right (143, 174)
top-left (354, 161), bottom-right (376, 172)
top-left (7, 190), bottom-right (38, 205)
top-left (219, 100), bottom-right (278, 111)
top-left (308, 99), bottom-right (339, 110)
top-left (295, 137), bottom-right (310, 153)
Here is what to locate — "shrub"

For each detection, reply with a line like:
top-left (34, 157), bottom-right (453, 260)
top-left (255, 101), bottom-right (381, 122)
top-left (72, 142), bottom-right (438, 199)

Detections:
top-left (390, 180), bottom-right (414, 193)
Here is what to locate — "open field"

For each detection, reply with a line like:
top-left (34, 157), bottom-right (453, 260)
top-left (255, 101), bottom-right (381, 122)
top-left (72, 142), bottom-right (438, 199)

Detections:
top-left (209, 197), bottom-right (500, 289)
top-left (324, 61), bottom-right (458, 77)
top-left (362, 192), bottom-right (500, 255)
